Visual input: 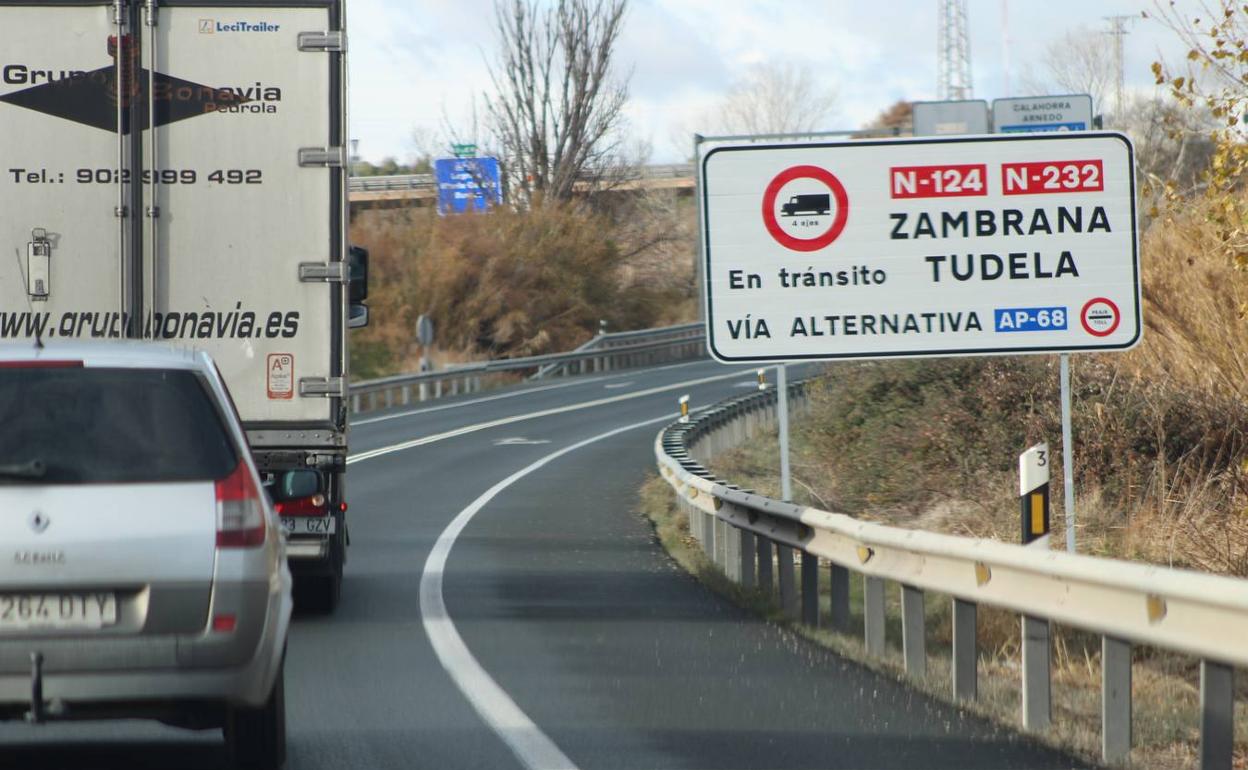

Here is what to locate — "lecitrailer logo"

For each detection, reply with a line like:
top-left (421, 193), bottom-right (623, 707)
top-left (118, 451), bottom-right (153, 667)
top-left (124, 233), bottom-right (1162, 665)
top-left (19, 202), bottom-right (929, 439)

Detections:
top-left (199, 19), bottom-right (281, 34)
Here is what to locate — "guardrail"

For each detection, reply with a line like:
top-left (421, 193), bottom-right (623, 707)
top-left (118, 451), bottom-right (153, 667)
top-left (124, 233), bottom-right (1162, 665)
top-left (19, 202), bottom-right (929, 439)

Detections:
top-left (346, 163), bottom-right (695, 193)
top-left (348, 323), bottom-right (705, 413)
top-left (655, 384), bottom-right (1246, 769)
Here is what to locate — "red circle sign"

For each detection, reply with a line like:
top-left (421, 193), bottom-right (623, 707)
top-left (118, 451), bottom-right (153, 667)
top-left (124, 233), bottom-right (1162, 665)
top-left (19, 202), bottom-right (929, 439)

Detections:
top-left (761, 165), bottom-right (849, 252)
top-left (1080, 297), bottom-right (1120, 337)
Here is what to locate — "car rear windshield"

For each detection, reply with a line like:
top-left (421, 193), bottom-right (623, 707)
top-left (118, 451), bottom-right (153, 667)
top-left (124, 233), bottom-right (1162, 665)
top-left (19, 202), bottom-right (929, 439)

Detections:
top-left (0, 367), bottom-right (237, 484)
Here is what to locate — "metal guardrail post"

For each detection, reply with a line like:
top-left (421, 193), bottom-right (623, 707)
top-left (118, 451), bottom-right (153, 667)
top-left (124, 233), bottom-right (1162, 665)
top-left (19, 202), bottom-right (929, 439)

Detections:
top-left (1022, 616), bottom-right (1052, 731)
top-left (757, 536), bottom-right (773, 593)
top-left (801, 551), bottom-right (819, 627)
top-left (777, 544), bottom-right (798, 618)
top-left (864, 576), bottom-right (885, 657)
top-left (724, 524), bottom-right (742, 583)
top-left (952, 599), bottom-right (977, 701)
top-left (739, 529), bottom-right (756, 588)
top-left (1200, 660), bottom-right (1233, 770)
top-left (1101, 636), bottom-right (1132, 763)
top-left (901, 584), bottom-right (926, 677)
top-left (829, 564), bottom-right (850, 632)
top-left (713, 516), bottom-right (727, 569)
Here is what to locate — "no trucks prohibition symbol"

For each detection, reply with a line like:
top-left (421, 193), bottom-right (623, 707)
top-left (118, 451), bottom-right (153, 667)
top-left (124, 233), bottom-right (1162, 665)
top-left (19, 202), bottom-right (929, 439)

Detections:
top-left (761, 165), bottom-right (849, 252)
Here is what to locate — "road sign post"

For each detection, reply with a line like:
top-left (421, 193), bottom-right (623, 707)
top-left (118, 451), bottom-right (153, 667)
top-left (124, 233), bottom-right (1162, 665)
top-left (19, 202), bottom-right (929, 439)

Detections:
top-left (697, 132), bottom-right (1140, 555)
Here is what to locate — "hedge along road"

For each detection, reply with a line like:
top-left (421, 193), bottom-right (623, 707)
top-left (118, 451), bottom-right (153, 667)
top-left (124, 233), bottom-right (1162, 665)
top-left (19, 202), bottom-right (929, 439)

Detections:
top-left (1, 358), bottom-right (1087, 769)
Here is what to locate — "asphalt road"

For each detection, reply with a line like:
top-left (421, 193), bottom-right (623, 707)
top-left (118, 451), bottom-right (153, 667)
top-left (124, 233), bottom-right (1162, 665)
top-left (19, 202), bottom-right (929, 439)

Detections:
top-left (1, 359), bottom-right (1087, 769)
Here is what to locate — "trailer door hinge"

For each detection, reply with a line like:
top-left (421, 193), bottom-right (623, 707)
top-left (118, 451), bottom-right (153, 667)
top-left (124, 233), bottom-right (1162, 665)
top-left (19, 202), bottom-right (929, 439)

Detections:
top-left (298, 147), bottom-right (346, 168)
top-left (298, 262), bottom-right (348, 283)
top-left (298, 31), bottom-right (346, 52)
top-left (299, 377), bottom-right (346, 398)
top-left (112, 0), bottom-right (127, 25)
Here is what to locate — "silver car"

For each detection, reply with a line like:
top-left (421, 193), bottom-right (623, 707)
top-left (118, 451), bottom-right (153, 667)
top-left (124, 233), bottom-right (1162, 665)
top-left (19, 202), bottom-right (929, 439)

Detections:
top-left (0, 342), bottom-right (292, 768)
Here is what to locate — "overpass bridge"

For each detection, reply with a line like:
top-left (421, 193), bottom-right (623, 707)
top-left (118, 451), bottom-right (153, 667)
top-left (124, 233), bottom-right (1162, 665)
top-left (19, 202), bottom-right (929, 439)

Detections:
top-left (348, 162), bottom-right (695, 212)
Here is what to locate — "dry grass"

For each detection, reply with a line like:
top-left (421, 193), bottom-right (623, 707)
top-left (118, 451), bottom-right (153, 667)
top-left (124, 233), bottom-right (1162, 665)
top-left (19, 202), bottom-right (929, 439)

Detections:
top-left (686, 205), bottom-right (1248, 766)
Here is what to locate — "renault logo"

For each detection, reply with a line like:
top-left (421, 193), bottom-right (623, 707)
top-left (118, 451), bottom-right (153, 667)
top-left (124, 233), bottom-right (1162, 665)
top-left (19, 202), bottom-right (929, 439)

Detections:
top-left (28, 511), bottom-right (49, 534)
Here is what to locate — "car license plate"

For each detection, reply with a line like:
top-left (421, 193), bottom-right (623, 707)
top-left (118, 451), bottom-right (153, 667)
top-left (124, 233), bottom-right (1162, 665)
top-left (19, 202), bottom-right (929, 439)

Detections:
top-left (280, 516), bottom-right (335, 535)
top-left (0, 593), bottom-right (117, 631)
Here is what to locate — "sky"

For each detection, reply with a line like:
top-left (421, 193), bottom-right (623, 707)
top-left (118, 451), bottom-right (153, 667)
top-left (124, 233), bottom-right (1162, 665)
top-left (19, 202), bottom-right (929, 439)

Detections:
top-left (347, 0), bottom-right (1203, 164)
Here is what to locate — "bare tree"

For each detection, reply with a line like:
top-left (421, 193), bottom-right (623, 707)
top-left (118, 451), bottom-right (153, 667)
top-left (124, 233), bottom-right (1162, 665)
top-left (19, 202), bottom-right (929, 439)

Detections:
top-left (1022, 26), bottom-right (1114, 118)
top-left (713, 60), bottom-right (838, 135)
top-left (1117, 93), bottom-right (1216, 195)
top-left (486, 0), bottom-right (630, 205)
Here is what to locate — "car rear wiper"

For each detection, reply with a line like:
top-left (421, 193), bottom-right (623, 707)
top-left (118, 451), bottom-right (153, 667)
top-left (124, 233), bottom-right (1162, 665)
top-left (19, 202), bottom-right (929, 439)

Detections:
top-left (0, 460), bottom-right (46, 480)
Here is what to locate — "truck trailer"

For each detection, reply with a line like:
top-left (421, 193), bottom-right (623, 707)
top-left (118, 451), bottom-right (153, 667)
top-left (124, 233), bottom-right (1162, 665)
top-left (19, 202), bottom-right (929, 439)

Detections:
top-left (0, 0), bottom-right (364, 611)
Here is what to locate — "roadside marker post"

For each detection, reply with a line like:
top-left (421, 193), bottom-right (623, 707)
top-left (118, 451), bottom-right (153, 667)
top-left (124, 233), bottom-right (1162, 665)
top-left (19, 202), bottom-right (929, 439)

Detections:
top-left (1019, 442), bottom-right (1051, 548)
top-left (1018, 441), bottom-right (1054, 732)
top-left (678, 394), bottom-right (690, 423)
top-left (757, 368), bottom-right (767, 390)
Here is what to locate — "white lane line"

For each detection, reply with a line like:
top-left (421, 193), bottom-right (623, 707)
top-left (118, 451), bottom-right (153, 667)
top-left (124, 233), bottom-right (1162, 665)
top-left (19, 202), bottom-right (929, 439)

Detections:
top-left (420, 412), bottom-right (674, 770)
top-left (346, 367), bottom-right (750, 464)
top-left (352, 359), bottom-right (711, 427)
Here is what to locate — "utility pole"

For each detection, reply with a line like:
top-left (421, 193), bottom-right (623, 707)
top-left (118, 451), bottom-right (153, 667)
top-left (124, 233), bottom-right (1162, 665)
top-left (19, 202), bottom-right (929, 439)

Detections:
top-left (937, 0), bottom-right (973, 100)
top-left (1104, 15), bottom-right (1134, 122)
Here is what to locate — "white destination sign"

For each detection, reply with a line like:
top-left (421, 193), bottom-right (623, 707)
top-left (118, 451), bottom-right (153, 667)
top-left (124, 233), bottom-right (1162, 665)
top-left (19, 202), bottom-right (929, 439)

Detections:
top-left (993, 94), bottom-right (1094, 133)
top-left (699, 133), bottom-right (1140, 362)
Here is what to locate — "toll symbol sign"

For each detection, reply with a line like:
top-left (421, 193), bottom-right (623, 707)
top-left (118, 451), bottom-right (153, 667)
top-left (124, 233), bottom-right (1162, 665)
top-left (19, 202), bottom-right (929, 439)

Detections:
top-left (761, 165), bottom-right (849, 252)
top-left (1080, 297), bottom-right (1120, 337)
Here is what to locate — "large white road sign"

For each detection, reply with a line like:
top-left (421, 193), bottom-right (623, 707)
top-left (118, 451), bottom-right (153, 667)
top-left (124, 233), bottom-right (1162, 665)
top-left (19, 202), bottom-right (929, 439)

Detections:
top-left (699, 133), bottom-right (1140, 362)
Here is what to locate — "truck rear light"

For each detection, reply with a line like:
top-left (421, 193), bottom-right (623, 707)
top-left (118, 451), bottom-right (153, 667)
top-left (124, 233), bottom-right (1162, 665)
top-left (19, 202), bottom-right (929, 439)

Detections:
top-left (215, 461), bottom-right (266, 547)
top-left (274, 493), bottom-right (326, 516)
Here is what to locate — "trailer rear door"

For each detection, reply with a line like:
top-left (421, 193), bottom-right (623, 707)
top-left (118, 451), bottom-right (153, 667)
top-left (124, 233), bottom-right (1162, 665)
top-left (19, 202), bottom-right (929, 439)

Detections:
top-left (145, 3), bottom-right (344, 426)
top-left (0, 3), bottom-right (130, 341)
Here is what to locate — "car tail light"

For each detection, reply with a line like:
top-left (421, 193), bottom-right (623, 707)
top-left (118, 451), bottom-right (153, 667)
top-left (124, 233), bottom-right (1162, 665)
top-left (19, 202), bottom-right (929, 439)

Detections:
top-left (215, 461), bottom-right (266, 548)
top-left (212, 614), bottom-right (237, 633)
top-left (274, 494), bottom-right (326, 517)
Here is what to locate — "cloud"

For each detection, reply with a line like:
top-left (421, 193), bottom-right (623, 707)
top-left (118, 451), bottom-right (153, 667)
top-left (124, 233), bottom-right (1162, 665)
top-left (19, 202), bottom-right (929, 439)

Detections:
top-left (348, 0), bottom-right (1204, 163)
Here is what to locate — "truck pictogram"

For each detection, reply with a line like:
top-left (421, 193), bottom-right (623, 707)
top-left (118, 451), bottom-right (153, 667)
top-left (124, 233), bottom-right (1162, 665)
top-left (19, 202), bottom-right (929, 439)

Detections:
top-left (780, 193), bottom-right (831, 217)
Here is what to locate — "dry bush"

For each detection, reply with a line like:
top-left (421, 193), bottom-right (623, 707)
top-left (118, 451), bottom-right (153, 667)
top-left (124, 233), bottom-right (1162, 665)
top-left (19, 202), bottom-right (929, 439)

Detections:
top-left (347, 197), bottom-right (695, 380)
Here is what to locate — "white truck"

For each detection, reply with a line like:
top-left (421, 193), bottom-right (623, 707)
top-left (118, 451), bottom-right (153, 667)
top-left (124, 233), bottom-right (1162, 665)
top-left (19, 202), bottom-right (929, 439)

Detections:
top-left (0, 0), bottom-right (365, 611)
